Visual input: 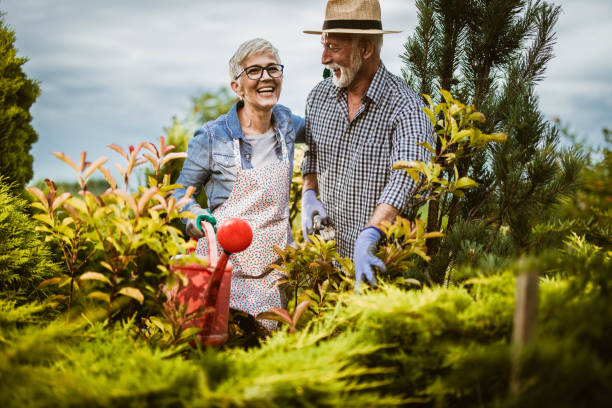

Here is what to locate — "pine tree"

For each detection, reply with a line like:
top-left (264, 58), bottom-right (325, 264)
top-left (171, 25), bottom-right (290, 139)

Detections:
top-left (401, 0), bottom-right (583, 282)
top-left (0, 16), bottom-right (40, 190)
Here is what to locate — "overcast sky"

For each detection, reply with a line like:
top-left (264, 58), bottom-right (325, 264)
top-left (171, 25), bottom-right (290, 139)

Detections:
top-left (2, 0), bottom-right (611, 182)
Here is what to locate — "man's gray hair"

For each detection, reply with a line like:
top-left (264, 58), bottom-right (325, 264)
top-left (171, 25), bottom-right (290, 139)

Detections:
top-left (355, 34), bottom-right (383, 55)
top-left (229, 38), bottom-right (281, 81)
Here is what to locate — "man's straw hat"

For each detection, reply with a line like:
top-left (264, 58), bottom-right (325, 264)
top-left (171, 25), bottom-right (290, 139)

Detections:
top-left (304, 0), bottom-right (401, 35)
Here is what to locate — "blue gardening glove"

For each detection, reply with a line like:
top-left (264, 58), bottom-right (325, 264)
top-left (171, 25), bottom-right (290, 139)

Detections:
top-left (301, 189), bottom-right (328, 242)
top-left (353, 226), bottom-right (386, 291)
top-left (196, 209), bottom-right (217, 232)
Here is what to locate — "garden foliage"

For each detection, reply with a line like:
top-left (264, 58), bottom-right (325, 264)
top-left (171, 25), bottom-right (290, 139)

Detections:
top-left (26, 140), bottom-right (196, 322)
top-left (0, 17), bottom-right (40, 190)
top-left (1, 238), bottom-right (610, 406)
top-left (0, 178), bottom-right (58, 303)
top-left (402, 0), bottom-right (583, 282)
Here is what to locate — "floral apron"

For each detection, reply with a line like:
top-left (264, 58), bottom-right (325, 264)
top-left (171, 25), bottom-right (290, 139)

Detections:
top-left (196, 128), bottom-right (290, 330)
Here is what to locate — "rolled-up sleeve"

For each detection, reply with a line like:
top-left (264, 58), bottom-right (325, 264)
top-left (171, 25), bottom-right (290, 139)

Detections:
top-left (377, 106), bottom-right (434, 212)
top-left (300, 97), bottom-right (317, 176)
top-left (173, 127), bottom-right (212, 222)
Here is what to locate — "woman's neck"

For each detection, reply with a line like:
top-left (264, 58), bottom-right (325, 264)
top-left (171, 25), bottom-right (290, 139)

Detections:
top-left (238, 104), bottom-right (273, 136)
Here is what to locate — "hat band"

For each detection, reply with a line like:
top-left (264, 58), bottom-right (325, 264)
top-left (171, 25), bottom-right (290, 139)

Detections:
top-left (322, 19), bottom-right (383, 31)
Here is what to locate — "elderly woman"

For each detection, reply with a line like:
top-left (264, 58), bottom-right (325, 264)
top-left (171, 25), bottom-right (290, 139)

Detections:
top-left (173, 38), bottom-right (304, 331)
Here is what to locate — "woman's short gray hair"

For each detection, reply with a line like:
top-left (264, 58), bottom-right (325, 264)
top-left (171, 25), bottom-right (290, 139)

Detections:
top-left (229, 38), bottom-right (281, 81)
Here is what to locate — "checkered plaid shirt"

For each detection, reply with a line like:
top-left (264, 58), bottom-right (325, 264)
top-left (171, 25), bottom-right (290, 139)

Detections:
top-left (301, 62), bottom-right (434, 258)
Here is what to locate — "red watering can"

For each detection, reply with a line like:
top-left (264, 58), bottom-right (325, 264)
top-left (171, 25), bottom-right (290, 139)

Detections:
top-left (168, 218), bottom-right (252, 346)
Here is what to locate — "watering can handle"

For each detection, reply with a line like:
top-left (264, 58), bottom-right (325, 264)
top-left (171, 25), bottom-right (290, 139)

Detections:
top-left (200, 220), bottom-right (219, 266)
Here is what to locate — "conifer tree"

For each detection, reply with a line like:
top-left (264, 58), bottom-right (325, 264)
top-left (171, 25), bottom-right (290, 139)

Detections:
top-left (0, 178), bottom-right (58, 303)
top-left (0, 16), bottom-right (40, 190)
top-left (401, 0), bottom-right (583, 282)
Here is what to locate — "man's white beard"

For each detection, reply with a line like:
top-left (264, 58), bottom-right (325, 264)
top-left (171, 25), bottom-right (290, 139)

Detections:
top-left (326, 50), bottom-right (364, 88)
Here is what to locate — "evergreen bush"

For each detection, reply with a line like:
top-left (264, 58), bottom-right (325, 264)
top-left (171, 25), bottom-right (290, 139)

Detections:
top-left (0, 178), bottom-right (59, 303)
top-left (0, 17), bottom-right (40, 190)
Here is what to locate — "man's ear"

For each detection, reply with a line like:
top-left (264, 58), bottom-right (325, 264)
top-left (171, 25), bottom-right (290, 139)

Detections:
top-left (361, 38), bottom-right (374, 60)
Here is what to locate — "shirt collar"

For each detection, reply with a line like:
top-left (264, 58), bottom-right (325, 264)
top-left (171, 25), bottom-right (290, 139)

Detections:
top-left (226, 101), bottom-right (244, 139)
top-left (363, 62), bottom-right (387, 105)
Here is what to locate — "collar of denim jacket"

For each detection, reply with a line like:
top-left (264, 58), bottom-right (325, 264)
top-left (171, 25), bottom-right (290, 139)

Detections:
top-left (225, 100), bottom-right (285, 140)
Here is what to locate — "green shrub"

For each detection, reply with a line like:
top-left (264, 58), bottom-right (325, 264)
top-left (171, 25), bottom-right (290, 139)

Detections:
top-left (0, 179), bottom-right (59, 303)
top-left (1, 243), bottom-right (611, 407)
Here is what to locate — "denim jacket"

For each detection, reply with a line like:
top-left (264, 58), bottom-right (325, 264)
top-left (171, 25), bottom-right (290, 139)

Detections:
top-left (173, 101), bottom-right (305, 226)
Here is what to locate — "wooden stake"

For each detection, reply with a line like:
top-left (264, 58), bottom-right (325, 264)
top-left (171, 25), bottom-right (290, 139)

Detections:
top-left (510, 267), bottom-right (539, 397)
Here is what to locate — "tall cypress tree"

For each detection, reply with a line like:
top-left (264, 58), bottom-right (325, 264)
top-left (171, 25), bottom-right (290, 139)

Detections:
top-left (401, 0), bottom-right (583, 282)
top-left (0, 16), bottom-right (40, 190)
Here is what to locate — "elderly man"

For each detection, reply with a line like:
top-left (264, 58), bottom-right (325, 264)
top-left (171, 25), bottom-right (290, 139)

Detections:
top-left (300, 0), bottom-right (434, 290)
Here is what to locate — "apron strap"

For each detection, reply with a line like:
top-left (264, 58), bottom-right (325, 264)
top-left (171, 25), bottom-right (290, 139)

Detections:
top-left (274, 127), bottom-right (289, 162)
top-left (232, 138), bottom-right (242, 169)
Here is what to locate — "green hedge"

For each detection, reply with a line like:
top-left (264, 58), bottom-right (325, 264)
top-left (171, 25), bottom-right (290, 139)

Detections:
top-left (2, 248), bottom-right (610, 407)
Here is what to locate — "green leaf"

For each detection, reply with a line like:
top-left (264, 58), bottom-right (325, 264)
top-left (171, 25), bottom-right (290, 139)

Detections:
top-left (394, 277), bottom-right (422, 288)
top-left (148, 316), bottom-right (168, 332)
top-left (147, 175), bottom-right (158, 188)
top-left (455, 177), bottom-right (478, 190)
top-left (440, 89), bottom-right (452, 104)
top-left (176, 327), bottom-right (202, 343)
top-left (79, 272), bottom-right (111, 285)
top-left (468, 112), bottom-right (486, 122)
top-left (422, 231), bottom-right (446, 239)
top-left (160, 184), bottom-right (183, 193)
top-left (412, 247), bottom-right (431, 262)
top-left (417, 142), bottom-right (436, 155)
top-left (450, 129), bottom-right (473, 144)
top-left (33, 213), bottom-right (54, 227)
top-left (38, 277), bottom-right (61, 288)
top-left (422, 107), bottom-right (435, 125)
top-left (487, 132), bottom-right (508, 143)
top-left (118, 287), bottom-right (144, 304)
top-left (58, 276), bottom-right (73, 288)
top-left (87, 291), bottom-right (110, 303)
top-left (67, 197), bottom-right (88, 213)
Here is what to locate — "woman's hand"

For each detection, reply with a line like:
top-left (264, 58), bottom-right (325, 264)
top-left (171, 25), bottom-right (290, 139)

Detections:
top-left (186, 210), bottom-right (217, 239)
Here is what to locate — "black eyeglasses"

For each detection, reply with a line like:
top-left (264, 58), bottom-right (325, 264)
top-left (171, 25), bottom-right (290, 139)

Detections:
top-left (235, 64), bottom-right (284, 80)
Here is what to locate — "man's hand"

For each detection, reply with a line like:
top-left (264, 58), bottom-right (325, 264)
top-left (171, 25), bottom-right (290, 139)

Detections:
top-left (353, 226), bottom-right (386, 291)
top-left (301, 189), bottom-right (328, 242)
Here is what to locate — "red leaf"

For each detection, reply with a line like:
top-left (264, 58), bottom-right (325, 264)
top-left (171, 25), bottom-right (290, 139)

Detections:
top-left (292, 300), bottom-right (310, 326)
top-left (256, 307), bottom-right (293, 327)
